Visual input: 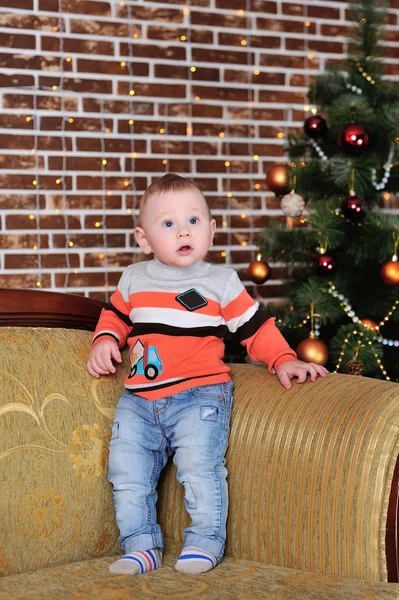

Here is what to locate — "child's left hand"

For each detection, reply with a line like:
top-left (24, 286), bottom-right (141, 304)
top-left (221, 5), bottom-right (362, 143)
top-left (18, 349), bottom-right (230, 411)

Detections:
top-left (276, 359), bottom-right (329, 390)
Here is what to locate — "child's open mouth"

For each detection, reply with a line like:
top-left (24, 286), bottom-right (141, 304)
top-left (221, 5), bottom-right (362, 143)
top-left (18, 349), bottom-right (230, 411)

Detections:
top-left (178, 245), bottom-right (193, 255)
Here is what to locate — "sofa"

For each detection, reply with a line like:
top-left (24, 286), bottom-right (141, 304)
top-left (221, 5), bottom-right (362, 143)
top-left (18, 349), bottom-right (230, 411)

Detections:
top-left (1, 288), bottom-right (399, 600)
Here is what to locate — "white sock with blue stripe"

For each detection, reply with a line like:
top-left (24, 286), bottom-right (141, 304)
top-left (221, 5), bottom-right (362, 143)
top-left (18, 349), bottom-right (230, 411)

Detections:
top-left (175, 546), bottom-right (218, 574)
top-left (109, 549), bottom-right (162, 574)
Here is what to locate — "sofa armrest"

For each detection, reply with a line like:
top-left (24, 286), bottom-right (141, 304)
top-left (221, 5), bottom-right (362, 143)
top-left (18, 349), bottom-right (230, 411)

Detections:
top-left (224, 364), bottom-right (399, 582)
top-left (0, 288), bottom-right (106, 330)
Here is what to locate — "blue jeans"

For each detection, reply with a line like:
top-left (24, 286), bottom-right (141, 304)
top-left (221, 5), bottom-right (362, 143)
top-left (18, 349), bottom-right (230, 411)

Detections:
top-left (108, 381), bottom-right (234, 562)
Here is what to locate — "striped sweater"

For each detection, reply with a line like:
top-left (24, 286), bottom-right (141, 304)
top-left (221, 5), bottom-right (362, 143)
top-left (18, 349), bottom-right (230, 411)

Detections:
top-left (92, 258), bottom-right (296, 400)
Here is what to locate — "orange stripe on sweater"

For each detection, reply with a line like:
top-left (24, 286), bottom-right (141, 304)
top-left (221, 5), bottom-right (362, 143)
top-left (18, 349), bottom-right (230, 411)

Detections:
top-left (129, 291), bottom-right (220, 316)
top-left (222, 288), bottom-right (256, 321)
top-left (111, 288), bottom-right (132, 315)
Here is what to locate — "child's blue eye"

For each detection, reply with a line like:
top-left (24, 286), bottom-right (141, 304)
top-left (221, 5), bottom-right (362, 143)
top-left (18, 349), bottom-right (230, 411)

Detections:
top-left (163, 220), bottom-right (174, 228)
top-left (189, 217), bottom-right (199, 225)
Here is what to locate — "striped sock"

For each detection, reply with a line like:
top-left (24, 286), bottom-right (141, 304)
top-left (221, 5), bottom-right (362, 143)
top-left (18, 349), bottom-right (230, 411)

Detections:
top-left (174, 546), bottom-right (218, 574)
top-left (109, 549), bottom-right (162, 575)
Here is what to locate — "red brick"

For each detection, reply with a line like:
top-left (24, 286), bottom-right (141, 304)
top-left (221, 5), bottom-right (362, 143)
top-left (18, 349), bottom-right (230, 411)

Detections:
top-left (0, 0), bottom-right (33, 7)
top-left (0, 234), bottom-right (49, 249)
top-left (54, 270), bottom-right (121, 288)
top-left (256, 17), bottom-right (315, 34)
top-left (192, 47), bottom-right (254, 66)
top-left (39, 75), bottom-right (112, 94)
top-left (118, 81), bottom-right (186, 99)
top-left (39, 0), bottom-right (111, 15)
top-left (225, 69), bottom-right (284, 86)
top-left (48, 194), bottom-right (123, 211)
top-left (84, 252), bottom-right (134, 268)
top-left (308, 40), bottom-right (344, 54)
top-left (0, 12), bottom-right (60, 30)
top-left (78, 58), bottom-right (148, 77)
top-left (215, 0), bottom-right (277, 11)
top-left (85, 214), bottom-right (134, 230)
top-left (52, 233), bottom-right (125, 248)
top-left (0, 274), bottom-right (52, 288)
top-left (0, 194), bottom-right (46, 209)
top-left (41, 36), bottom-right (114, 55)
top-left (320, 24), bottom-right (350, 37)
top-left (218, 32), bottom-right (281, 50)
top-left (121, 43), bottom-right (185, 61)
top-left (6, 214), bottom-right (80, 230)
top-left (259, 54), bottom-right (305, 69)
top-left (70, 19), bottom-right (129, 37)
top-left (148, 26), bottom-right (212, 44)
top-left (191, 11), bottom-right (246, 28)
top-left (0, 52), bottom-right (69, 72)
top-left (117, 120), bottom-right (186, 136)
top-left (5, 253), bottom-right (80, 269)
top-left (0, 155), bottom-right (43, 170)
top-left (49, 156), bottom-right (121, 172)
top-left (154, 64), bottom-right (220, 82)
top-left (151, 140), bottom-right (190, 154)
top-left (75, 137), bottom-right (146, 154)
top-left (0, 32), bottom-right (35, 49)
top-left (83, 99), bottom-right (153, 115)
top-left (192, 85), bottom-right (250, 102)
top-left (259, 89), bottom-right (306, 104)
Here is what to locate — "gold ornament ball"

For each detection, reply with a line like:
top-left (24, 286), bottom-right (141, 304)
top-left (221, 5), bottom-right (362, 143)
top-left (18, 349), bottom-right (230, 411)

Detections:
top-left (265, 164), bottom-right (291, 196)
top-left (296, 337), bottom-right (329, 366)
top-left (247, 260), bottom-right (272, 285)
top-left (380, 259), bottom-right (399, 286)
top-left (360, 318), bottom-right (378, 330)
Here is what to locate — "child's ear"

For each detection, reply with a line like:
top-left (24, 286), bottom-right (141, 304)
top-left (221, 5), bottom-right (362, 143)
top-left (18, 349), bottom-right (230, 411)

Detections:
top-left (209, 218), bottom-right (216, 247)
top-left (134, 227), bottom-right (153, 254)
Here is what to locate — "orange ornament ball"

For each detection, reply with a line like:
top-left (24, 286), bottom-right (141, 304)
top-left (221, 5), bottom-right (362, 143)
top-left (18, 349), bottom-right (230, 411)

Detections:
top-left (360, 318), bottom-right (378, 330)
top-left (265, 164), bottom-right (291, 196)
top-left (247, 260), bottom-right (272, 285)
top-left (296, 337), bottom-right (329, 366)
top-left (380, 259), bottom-right (399, 286)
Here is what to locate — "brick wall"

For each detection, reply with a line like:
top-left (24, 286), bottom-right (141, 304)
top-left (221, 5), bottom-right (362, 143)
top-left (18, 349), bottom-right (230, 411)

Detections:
top-left (0, 0), bottom-right (398, 302)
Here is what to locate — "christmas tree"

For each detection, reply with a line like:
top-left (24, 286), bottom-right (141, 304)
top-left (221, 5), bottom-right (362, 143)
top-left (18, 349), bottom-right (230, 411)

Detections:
top-left (257, 0), bottom-right (399, 381)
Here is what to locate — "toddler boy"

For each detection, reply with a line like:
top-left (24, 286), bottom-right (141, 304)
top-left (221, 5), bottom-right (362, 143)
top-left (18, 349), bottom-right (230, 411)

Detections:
top-left (87, 173), bottom-right (328, 576)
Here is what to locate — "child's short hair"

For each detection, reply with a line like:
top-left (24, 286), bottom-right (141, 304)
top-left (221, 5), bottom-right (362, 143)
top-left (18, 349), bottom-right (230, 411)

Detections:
top-left (139, 173), bottom-right (210, 217)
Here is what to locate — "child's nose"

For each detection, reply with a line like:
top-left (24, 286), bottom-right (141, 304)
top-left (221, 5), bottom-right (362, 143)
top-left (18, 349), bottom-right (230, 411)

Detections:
top-left (177, 226), bottom-right (191, 237)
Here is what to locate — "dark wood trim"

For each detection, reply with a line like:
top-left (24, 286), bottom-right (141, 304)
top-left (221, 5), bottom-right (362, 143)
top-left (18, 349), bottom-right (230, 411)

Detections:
top-left (0, 289), bottom-right (107, 331)
top-left (386, 454), bottom-right (399, 582)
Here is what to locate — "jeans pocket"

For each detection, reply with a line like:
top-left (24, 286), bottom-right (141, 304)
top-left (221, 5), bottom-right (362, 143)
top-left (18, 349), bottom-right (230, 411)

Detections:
top-left (200, 405), bottom-right (219, 421)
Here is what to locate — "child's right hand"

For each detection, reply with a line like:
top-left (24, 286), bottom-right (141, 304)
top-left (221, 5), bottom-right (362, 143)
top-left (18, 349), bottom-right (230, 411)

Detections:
top-left (87, 339), bottom-right (122, 378)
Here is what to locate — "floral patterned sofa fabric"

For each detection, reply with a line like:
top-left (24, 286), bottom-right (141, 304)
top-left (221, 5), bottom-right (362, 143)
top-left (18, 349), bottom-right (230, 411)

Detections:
top-left (1, 316), bottom-right (399, 599)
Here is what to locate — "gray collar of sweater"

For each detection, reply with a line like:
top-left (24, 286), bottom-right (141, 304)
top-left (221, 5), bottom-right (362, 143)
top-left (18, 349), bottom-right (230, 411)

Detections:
top-left (146, 256), bottom-right (211, 280)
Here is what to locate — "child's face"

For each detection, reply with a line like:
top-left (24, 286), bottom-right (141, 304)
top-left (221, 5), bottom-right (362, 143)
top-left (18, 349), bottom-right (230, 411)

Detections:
top-left (135, 189), bottom-right (216, 268)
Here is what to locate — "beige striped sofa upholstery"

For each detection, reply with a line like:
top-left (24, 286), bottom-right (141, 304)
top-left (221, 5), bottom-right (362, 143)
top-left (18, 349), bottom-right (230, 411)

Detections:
top-left (1, 289), bottom-right (399, 600)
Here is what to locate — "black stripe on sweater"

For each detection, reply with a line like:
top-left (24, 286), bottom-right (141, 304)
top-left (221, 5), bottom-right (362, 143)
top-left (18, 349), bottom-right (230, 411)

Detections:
top-left (128, 323), bottom-right (229, 338)
top-left (105, 304), bottom-right (132, 327)
top-left (233, 310), bottom-right (271, 343)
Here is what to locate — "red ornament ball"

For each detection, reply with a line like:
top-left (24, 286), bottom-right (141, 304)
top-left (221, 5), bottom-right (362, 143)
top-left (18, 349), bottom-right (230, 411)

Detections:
top-left (380, 259), bottom-right (399, 286)
top-left (337, 123), bottom-right (369, 155)
top-left (314, 254), bottom-right (336, 277)
top-left (265, 164), bottom-right (291, 196)
top-left (247, 259), bottom-right (272, 285)
top-left (341, 195), bottom-right (366, 222)
top-left (304, 115), bottom-right (327, 139)
top-left (296, 337), bottom-right (329, 366)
